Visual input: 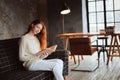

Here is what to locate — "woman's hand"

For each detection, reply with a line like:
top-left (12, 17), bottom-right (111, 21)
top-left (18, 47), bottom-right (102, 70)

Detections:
top-left (35, 49), bottom-right (51, 58)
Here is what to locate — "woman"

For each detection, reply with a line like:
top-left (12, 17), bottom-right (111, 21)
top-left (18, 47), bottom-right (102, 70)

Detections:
top-left (19, 19), bottom-right (64, 80)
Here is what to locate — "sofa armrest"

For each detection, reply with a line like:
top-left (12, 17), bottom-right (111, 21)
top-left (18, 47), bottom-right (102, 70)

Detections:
top-left (46, 50), bottom-right (69, 76)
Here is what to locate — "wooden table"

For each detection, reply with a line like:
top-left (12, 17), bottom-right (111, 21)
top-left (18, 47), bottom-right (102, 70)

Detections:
top-left (56, 33), bottom-right (96, 50)
top-left (56, 32), bottom-right (120, 65)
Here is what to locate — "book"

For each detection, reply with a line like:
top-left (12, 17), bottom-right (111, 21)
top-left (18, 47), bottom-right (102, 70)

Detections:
top-left (36, 45), bottom-right (58, 58)
top-left (46, 44), bottom-right (57, 52)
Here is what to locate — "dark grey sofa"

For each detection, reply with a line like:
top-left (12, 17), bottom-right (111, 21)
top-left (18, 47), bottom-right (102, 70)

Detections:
top-left (0, 38), bottom-right (69, 80)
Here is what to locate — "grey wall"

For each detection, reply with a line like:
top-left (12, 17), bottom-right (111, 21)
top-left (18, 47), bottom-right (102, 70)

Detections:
top-left (47, 0), bottom-right (83, 49)
top-left (0, 0), bottom-right (47, 40)
top-left (0, 0), bottom-right (83, 50)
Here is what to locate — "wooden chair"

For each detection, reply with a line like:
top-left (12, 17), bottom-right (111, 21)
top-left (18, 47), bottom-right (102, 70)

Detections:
top-left (69, 37), bottom-right (99, 72)
top-left (70, 53), bottom-right (84, 64)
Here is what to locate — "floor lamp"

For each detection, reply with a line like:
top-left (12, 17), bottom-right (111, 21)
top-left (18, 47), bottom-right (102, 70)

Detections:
top-left (60, 3), bottom-right (71, 33)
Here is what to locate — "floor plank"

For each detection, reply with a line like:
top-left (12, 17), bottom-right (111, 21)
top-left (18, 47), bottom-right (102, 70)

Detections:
top-left (68, 52), bottom-right (120, 80)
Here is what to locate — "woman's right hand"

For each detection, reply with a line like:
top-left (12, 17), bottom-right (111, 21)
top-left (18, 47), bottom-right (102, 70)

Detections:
top-left (35, 49), bottom-right (50, 58)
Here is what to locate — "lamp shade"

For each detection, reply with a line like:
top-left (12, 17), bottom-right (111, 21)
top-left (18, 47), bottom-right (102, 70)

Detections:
top-left (60, 3), bottom-right (71, 15)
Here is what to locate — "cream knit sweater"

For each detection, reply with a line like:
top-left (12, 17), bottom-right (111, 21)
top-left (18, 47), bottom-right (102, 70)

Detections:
top-left (19, 35), bottom-right (42, 69)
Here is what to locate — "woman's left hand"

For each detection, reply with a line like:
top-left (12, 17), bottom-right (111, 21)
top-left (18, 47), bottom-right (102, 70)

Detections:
top-left (35, 49), bottom-right (50, 58)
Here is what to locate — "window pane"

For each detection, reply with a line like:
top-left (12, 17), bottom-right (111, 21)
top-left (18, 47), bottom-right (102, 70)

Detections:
top-left (115, 23), bottom-right (120, 33)
top-left (106, 0), bottom-right (113, 11)
top-left (89, 24), bottom-right (104, 33)
top-left (96, 0), bottom-right (103, 1)
top-left (115, 23), bottom-right (120, 45)
top-left (88, 2), bottom-right (96, 12)
top-left (114, 0), bottom-right (120, 10)
top-left (97, 12), bottom-right (104, 23)
top-left (88, 0), bottom-right (95, 1)
top-left (97, 24), bottom-right (104, 33)
top-left (106, 23), bottom-right (115, 26)
top-left (89, 24), bottom-right (97, 33)
top-left (106, 12), bottom-right (114, 23)
top-left (115, 11), bottom-right (120, 22)
top-left (96, 1), bottom-right (104, 11)
top-left (89, 13), bottom-right (96, 24)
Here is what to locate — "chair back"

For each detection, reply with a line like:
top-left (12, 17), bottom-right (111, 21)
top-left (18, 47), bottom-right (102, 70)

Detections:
top-left (69, 37), bottom-right (97, 55)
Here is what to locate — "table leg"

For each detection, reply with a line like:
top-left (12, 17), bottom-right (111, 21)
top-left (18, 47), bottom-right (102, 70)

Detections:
top-left (107, 35), bottom-right (120, 65)
top-left (111, 35), bottom-right (120, 60)
top-left (64, 37), bottom-right (69, 50)
top-left (119, 35), bottom-right (120, 56)
top-left (116, 35), bottom-right (120, 57)
top-left (107, 35), bottom-right (114, 65)
top-left (111, 36), bottom-right (116, 61)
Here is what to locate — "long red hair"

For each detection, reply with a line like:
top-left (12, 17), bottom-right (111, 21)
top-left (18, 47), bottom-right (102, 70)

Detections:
top-left (26, 19), bottom-right (47, 50)
top-left (36, 21), bottom-right (47, 50)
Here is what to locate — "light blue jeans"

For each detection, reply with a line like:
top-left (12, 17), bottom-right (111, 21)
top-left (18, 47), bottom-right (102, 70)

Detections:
top-left (29, 59), bottom-right (64, 80)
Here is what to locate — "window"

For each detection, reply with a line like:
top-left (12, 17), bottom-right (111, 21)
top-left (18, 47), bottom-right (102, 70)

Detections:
top-left (87, 0), bottom-right (120, 33)
top-left (87, 0), bottom-right (120, 45)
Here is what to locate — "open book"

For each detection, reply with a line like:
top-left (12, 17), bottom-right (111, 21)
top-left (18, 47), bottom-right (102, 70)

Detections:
top-left (37, 45), bottom-right (58, 57)
top-left (46, 44), bottom-right (58, 52)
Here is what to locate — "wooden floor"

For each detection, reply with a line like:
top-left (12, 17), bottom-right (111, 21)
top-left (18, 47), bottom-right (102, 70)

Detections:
top-left (68, 52), bottom-right (120, 80)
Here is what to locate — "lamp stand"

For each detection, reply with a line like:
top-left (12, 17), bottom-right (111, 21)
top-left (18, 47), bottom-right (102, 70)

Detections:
top-left (62, 15), bottom-right (65, 33)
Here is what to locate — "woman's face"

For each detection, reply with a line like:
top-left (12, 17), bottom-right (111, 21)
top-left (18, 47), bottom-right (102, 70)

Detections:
top-left (32, 23), bottom-right (43, 35)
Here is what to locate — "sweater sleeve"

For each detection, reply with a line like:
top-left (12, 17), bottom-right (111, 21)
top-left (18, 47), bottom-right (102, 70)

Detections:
top-left (19, 37), bottom-right (36, 62)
